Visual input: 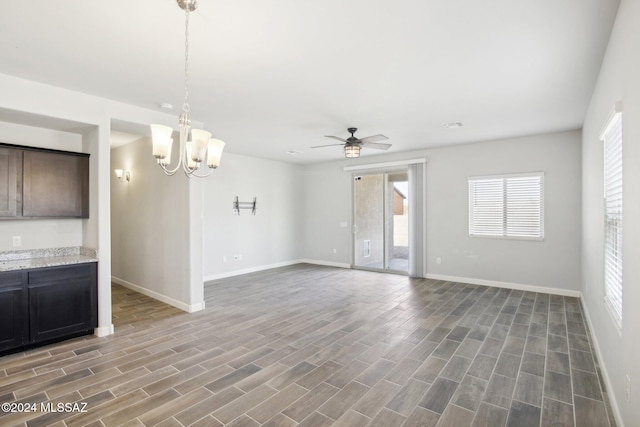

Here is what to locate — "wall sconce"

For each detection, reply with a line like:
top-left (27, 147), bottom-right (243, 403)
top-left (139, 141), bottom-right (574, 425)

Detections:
top-left (115, 169), bottom-right (131, 183)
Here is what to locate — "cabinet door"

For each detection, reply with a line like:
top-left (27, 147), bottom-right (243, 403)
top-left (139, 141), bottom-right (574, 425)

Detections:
top-left (22, 150), bottom-right (89, 218)
top-left (0, 148), bottom-right (20, 217)
top-left (0, 271), bottom-right (27, 352)
top-left (28, 264), bottom-right (97, 343)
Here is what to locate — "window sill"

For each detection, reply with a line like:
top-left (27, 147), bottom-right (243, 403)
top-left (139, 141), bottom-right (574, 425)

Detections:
top-left (468, 234), bottom-right (544, 242)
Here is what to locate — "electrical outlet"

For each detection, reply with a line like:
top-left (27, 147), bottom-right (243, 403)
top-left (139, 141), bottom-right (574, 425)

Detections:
top-left (222, 256), bottom-right (227, 263)
top-left (436, 257), bottom-right (442, 265)
top-left (626, 374), bottom-right (631, 402)
top-left (12, 236), bottom-right (21, 247)
top-left (332, 248), bottom-right (337, 254)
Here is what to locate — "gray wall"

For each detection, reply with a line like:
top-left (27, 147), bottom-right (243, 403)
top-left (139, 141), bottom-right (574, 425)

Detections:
top-left (202, 152), bottom-right (301, 280)
top-left (581, 0), bottom-right (639, 424)
top-left (300, 163), bottom-right (353, 265)
top-left (424, 131), bottom-right (582, 291)
top-left (299, 130), bottom-right (582, 292)
top-left (110, 129), bottom-right (583, 301)
top-left (110, 137), bottom-right (193, 308)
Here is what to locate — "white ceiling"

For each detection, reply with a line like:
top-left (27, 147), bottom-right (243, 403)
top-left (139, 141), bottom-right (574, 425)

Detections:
top-left (0, 0), bottom-right (619, 164)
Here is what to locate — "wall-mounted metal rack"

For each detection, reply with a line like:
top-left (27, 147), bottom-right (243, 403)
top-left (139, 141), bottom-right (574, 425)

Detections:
top-left (233, 196), bottom-right (257, 215)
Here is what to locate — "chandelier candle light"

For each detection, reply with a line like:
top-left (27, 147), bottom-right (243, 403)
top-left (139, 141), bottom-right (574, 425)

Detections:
top-left (150, 0), bottom-right (225, 178)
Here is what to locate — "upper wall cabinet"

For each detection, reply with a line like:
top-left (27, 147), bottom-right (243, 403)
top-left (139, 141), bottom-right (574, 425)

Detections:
top-left (23, 150), bottom-right (89, 218)
top-left (0, 148), bottom-right (20, 217)
top-left (0, 144), bottom-right (89, 219)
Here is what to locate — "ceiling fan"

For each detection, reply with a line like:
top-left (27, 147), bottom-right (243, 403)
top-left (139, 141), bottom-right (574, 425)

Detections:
top-left (311, 127), bottom-right (391, 158)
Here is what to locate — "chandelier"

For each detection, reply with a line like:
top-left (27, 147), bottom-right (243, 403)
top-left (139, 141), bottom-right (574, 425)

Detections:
top-left (150, 0), bottom-right (225, 178)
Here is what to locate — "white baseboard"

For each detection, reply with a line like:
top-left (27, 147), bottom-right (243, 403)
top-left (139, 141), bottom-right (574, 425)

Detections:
top-left (580, 301), bottom-right (624, 427)
top-left (203, 259), bottom-right (352, 283)
top-left (206, 263), bottom-right (580, 299)
top-left (204, 260), bottom-right (302, 282)
top-left (94, 324), bottom-right (114, 337)
top-left (298, 259), bottom-right (352, 269)
top-left (111, 276), bottom-right (205, 313)
top-left (425, 273), bottom-right (582, 298)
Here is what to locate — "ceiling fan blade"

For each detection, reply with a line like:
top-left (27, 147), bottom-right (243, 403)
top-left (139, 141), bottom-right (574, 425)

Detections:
top-left (357, 134), bottom-right (388, 144)
top-left (324, 135), bottom-right (349, 143)
top-left (311, 143), bottom-right (345, 149)
top-left (362, 141), bottom-right (392, 150)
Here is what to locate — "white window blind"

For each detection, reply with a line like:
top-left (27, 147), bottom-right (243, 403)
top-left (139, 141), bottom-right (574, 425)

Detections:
top-left (469, 173), bottom-right (544, 239)
top-left (602, 107), bottom-right (623, 327)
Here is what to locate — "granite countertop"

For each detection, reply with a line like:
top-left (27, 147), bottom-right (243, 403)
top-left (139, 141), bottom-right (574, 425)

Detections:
top-left (0, 247), bottom-right (98, 272)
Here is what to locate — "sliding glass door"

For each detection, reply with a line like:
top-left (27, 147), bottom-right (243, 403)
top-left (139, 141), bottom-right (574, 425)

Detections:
top-left (353, 170), bottom-right (409, 274)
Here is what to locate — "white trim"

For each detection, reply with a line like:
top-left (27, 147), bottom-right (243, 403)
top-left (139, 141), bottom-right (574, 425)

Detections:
top-left (581, 300), bottom-right (624, 427)
top-left (425, 273), bottom-right (581, 297)
top-left (94, 324), bottom-right (114, 337)
top-left (469, 235), bottom-right (544, 242)
top-left (204, 260), bottom-right (302, 282)
top-left (468, 171), bottom-right (544, 181)
top-left (599, 100), bottom-right (623, 140)
top-left (111, 276), bottom-right (205, 313)
top-left (300, 259), bottom-right (352, 269)
top-left (208, 263), bottom-right (581, 298)
top-left (204, 259), bottom-right (351, 283)
top-left (468, 172), bottom-right (544, 240)
top-left (343, 158), bottom-right (427, 172)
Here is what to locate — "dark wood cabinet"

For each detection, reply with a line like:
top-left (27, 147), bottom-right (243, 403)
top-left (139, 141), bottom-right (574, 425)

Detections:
top-left (0, 144), bottom-right (89, 219)
top-left (0, 148), bottom-right (21, 217)
top-left (0, 271), bottom-right (27, 353)
top-left (0, 263), bottom-right (97, 355)
top-left (23, 150), bottom-right (89, 218)
top-left (28, 263), bottom-right (97, 343)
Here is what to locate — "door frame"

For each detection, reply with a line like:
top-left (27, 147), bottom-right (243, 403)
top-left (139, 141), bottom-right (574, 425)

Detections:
top-left (351, 167), bottom-right (409, 275)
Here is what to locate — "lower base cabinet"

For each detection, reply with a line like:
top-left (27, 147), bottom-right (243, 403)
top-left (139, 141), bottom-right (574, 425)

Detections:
top-left (0, 271), bottom-right (27, 352)
top-left (0, 263), bottom-right (97, 355)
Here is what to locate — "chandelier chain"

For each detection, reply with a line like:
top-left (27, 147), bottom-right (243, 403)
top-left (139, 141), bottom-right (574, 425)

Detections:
top-left (183, 9), bottom-right (190, 114)
top-left (150, 0), bottom-right (225, 179)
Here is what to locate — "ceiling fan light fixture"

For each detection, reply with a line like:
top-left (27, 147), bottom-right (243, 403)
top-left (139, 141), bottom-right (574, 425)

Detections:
top-left (344, 144), bottom-right (361, 158)
top-left (312, 128), bottom-right (390, 157)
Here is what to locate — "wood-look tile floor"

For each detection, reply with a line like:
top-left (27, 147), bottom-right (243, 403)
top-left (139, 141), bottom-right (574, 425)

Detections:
top-left (0, 264), bottom-right (617, 426)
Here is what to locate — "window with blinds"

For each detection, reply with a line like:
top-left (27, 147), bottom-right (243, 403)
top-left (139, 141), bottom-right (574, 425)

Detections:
top-left (602, 105), bottom-right (623, 328)
top-left (468, 173), bottom-right (544, 240)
